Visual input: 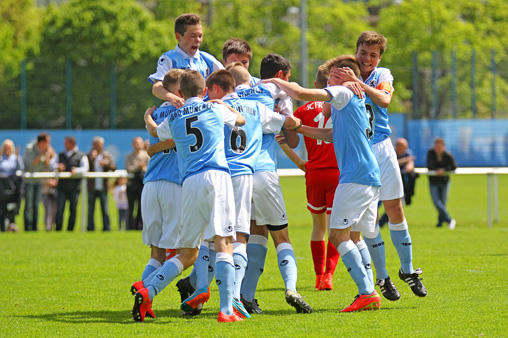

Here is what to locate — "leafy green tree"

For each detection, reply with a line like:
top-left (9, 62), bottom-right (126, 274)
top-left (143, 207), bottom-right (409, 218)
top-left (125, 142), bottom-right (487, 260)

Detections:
top-left (378, 0), bottom-right (508, 118)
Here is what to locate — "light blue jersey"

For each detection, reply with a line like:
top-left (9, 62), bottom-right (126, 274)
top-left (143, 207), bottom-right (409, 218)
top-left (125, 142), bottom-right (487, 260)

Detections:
top-left (157, 97), bottom-right (237, 182)
top-left (235, 83), bottom-right (287, 172)
top-left (222, 92), bottom-right (285, 177)
top-left (360, 67), bottom-right (394, 144)
top-left (143, 102), bottom-right (180, 185)
top-left (148, 45), bottom-right (224, 83)
top-left (325, 86), bottom-right (380, 186)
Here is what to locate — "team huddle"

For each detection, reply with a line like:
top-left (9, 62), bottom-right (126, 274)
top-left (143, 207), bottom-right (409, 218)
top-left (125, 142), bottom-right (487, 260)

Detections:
top-left (129, 13), bottom-right (427, 323)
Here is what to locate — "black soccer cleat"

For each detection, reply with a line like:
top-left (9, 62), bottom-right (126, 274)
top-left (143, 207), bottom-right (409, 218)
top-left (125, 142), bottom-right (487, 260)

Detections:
top-left (376, 277), bottom-right (401, 301)
top-left (176, 276), bottom-right (196, 303)
top-left (285, 290), bottom-right (313, 314)
top-left (240, 294), bottom-right (263, 314)
top-left (399, 268), bottom-right (428, 297)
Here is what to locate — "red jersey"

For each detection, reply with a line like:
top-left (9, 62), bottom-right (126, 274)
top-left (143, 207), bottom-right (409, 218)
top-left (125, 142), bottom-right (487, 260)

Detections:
top-left (294, 101), bottom-right (338, 171)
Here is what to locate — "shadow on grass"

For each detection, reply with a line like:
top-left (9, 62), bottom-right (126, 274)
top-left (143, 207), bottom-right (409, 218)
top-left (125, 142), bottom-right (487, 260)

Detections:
top-left (16, 308), bottom-right (220, 324)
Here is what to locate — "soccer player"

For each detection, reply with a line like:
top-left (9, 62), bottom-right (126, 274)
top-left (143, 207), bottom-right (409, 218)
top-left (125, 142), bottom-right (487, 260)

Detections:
top-left (133, 70), bottom-right (246, 323)
top-left (238, 53), bottom-right (313, 314)
top-left (130, 69), bottom-right (184, 306)
top-left (332, 31), bottom-right (427, 300)
top-left (222, 37), bottom-right (260, 86)
top-left (263, 55), bottom-right (382, 312)
top-left (148, 13), bottom-right (224, 107)
top-left (277, 64), bottom-right (341, 291)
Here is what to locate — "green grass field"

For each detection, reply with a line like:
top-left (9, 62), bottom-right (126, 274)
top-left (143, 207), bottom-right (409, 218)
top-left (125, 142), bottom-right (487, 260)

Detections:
top-left (2, 175), bottom-right (508, 337)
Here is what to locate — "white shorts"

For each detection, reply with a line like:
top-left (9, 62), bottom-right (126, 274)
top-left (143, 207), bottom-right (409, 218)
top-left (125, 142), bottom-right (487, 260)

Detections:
top-left (178, 170), bottom-right (236, 249)
top-left (251, 171), bottom-right (288, 226)
top-left (232, 175), bottom-right (253, 235)
top-left (373, 137), bottom-right (404, 201)
top-left (141, 180), bottom-right (182, 249)
top-left (330, 183), bottom-right (379, 234)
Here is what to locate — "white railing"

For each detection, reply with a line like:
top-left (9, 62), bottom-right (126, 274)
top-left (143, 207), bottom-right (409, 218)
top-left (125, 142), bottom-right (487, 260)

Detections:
top-left (16, 167), bottom-right (506, 230)
top-left (277, 167), bottom-right (508, 228)
top-left (19, 170), bottom-right (131, 232)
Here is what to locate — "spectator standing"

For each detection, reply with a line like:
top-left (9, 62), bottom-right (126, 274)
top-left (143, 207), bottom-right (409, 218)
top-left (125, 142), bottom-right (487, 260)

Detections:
top-left (0, 139), bottom-right (23, 232)
top-left (87, 136), bottom-right (116, 231)
top-left (125, 137), bottom-right (149, 230)
top-left (112, 177), bottom-right (128, 231)
top-left (55, 136), bottom-right (89, 231)
top-left (40, 136), bottom-right (58, 232)
top-left (426, 138), bottom-right (457, 229)
top-left (22, 132), bottom-right (53, 231)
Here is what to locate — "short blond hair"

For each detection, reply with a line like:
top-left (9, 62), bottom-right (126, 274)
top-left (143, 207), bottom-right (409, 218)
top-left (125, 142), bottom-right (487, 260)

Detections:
top-left (322, 55), bottom-right (361, 78)
top-left (179, 70), bottom-right (206, 98)
top-left (162, 69), bottom-right (185, 94)
top-left (227, 64), bottom-right (251, 86)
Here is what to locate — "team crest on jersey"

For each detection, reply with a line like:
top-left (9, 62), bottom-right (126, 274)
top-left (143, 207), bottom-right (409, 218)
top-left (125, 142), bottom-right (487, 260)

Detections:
top-left (158, 57), bottom-right (164, 65)
top-left (368, 79), bottom-right (377, 88)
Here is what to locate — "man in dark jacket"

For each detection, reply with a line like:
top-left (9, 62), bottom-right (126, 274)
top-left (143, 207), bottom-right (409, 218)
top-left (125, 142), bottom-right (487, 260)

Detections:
top-left (426, 137), bottom-right (457, 229)
top-left (55, 136), bottom-right (89, 231)
top-left (87, 136), bottom-right (116, 231)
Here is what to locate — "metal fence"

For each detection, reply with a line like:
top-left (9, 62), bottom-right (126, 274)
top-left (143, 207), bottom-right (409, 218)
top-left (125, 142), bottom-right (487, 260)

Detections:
top-left (1, 49), bottom-right (507, 130)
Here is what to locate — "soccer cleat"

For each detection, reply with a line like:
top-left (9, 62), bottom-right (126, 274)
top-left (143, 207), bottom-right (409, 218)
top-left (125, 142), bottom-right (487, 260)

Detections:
top-left (376, 277), bottom-right (400, 301)
top-left (399, 268), bottom-right (428, 297)
top-left (232, 298), bottom-right (251, 319)
top-left (130, 280), bottom-right (144, 296)
top-left (181, 303), bottom-right (203, 317)
top-left (132, 288), bottom-right (155, 322)
top-left (176, 276), bottom-right (196, 303)
top-left (340, 291), bottom-right (381, 312)
top-left (165, 248), bottom-right (177, 261)
top-left (319, 273), bottom-right (333, 291)
top-left (315, 274), bottom-right (323, 289)
top-left (240, 295), bottom-right (263, 314)
top-left (448, 219), bottom-right (456, 230)
top-left (181, 286), bottom-right (210, 312)
top-left (217, 311), bottom-right (243, 322)
top-left (285, 290), bottom-right (313, 314)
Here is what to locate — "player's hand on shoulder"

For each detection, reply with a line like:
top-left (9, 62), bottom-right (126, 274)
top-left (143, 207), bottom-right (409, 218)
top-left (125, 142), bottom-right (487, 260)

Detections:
top-left (343, 82), bottom-right (364, 99)
top-left (171, 97), bottom-right (185, 108)
top-left (144, 106), bottom-right (156, 118)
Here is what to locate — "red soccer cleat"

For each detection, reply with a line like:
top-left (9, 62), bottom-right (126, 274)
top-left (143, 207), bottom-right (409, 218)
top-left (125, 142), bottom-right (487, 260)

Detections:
top-left (132, 288), bottom-right (155, 322)
top-left (131, 280), bottom-right (144, 295)
top-left (340, 291), bottom-right (381, 312)
top-left (315, 274), bottom-right (323, 290)
top-left (166, 249), bottom-right (177, 261)
top-left (181, 286), bottom-right (210, 312)
top-left (217, 311), bottom-right (244, 323)
top-left (319, 273), bottom-right (333, 291)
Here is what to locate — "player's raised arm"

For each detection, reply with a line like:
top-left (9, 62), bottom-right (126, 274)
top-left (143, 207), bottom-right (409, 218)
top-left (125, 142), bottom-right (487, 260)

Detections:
top-left (262, 78), bottom-right (331, 102)
top-left (331, 67), bottom-right (390, 108)
top-left (297, 125), bottom-right (333, 143)
top-left (144, 106), bottom-right (158, 137)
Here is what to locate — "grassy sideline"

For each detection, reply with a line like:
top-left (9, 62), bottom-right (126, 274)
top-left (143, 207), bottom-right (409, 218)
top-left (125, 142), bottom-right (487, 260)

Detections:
top-left (1, 174), bottom-right (508, 337)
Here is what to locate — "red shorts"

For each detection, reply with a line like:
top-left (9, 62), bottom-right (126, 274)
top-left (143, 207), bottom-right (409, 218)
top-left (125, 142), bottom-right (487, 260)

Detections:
top-left (305, 168), bottom-right (340, 214)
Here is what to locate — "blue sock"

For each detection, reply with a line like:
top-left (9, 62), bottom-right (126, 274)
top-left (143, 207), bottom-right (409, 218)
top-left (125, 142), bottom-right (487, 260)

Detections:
top-left (194, 244), bottom-right (210, 289)
top-left (208, 245), bottom-right (216, 286)
top-left (233, 243), bottom-right (248, 300)
top-left (364, 225), bottom-right (388, 280)
top-left (215, 253), bottom-right (235, 315)
top-left (141, 258), bottom-right (161, 280)
top-left (146, 257), bottom-right (184, 300)
top-left (389, 220), bottom-right (414, 274)
top-left (277, 243), bottom-right (298, 293)
top-left (338, 240), bottom-right (374, 295)
top-left (241, 235), bottom-right (268, 301)
top-left (356, 240), bottom-right (373, 285)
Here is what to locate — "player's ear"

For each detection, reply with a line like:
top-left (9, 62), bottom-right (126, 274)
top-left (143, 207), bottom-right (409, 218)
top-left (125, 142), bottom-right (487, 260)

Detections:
top-left (314, 81), bottom-right (318, 89)
top-left (276, 70), bottom-right (284, 79)
top-left (203, 87), bottom-right (208, 97)
top-left (178, 89), bottom-right (184, 98)
top-left (175, 32), bottom-right (182, 42)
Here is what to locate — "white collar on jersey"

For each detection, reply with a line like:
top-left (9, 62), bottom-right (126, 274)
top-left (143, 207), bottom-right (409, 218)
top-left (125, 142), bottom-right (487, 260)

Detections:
top-left (183, 97), bottom-right (203, 106)
top-left (175, 44), bottom-right (201, 60)
top-left (235, 84), bottom-right (250, 91)
top-left (221, 92), bottom-right (238, 101)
